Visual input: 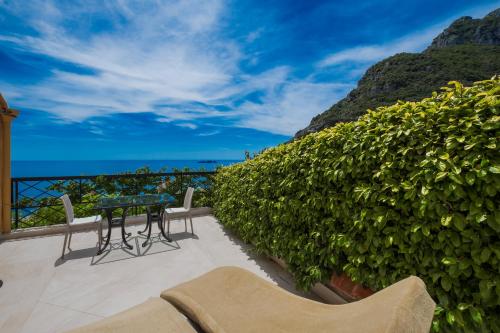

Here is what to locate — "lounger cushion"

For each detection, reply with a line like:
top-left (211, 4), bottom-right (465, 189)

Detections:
top-left (161, 266), bottom-right (435, 333)
top-left (66, 297), bottom-right (198, 333)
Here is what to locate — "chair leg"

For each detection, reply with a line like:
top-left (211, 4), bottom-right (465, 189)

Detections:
top-left (184, 217), bottom-right (187, 232)
top-left (62, 231), bottom-right (68, 258)
top-left (67, 231), bottom-right (72, 251)
top-left (189, 214), bottom-right (194, 235)
top-left (167, 215), bottom-right (171, 235)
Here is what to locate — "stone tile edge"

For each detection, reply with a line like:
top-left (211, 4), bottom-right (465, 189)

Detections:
top-left (0, 207), bottom-right (213, 240)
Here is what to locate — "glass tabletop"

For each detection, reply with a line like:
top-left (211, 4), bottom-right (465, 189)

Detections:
top-left (95, 193), bottom-right (175, 209)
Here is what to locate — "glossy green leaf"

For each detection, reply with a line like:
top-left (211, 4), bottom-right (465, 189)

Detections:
top-left (213, 77), bottom-right (500, 333)
top-left (441, 214), bottom-right (453, 227)
top-left (470, 308), bottom-right (482, 324)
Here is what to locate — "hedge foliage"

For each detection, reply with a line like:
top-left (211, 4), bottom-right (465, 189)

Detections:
top-left (213, 78), bottom-right (500, 332)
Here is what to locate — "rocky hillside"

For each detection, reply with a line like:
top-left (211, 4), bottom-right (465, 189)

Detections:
top-left (295, 8), bottom-right (500, 138)
top-left (428, 8), bottom-right (500, 49)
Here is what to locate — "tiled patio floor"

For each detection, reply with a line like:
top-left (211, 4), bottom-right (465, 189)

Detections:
top-left (0, 215), bottom-right (316, 333)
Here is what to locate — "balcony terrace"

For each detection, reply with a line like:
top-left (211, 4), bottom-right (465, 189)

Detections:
top-left (2, 75), bottom-right (496, 332)
top-left (0, 214), bottom-right (320, 333)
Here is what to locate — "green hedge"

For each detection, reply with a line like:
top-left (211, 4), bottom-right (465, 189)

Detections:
top-left (213, 78), bottom-right (500, 332)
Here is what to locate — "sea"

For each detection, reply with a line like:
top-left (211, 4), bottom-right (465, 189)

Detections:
top-left (12, 160), bottom-right (241, 178)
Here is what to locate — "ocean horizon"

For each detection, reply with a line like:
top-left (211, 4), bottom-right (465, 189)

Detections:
top-left (12, 159), bottom-right (241, 178)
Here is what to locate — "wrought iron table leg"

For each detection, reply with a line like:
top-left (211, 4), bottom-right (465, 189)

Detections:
top-left (142, 207), bottom-right (153, 247)
top-left (97, 209), bottom-right (113, 255)
top-left (137, 213), bottom-right (149, 234)
top-left (158, 206), bottom-right (172, 242)
top-left (120, 207), bottom-right (133, 250)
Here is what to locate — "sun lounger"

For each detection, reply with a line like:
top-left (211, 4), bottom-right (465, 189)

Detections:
top-left (68, 266), bottom-right (435, 333)
top-left (67, 297), bottom-right (198, 333)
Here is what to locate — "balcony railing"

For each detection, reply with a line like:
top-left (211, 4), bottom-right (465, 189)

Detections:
top-left (11, 171), bottom-right (216, 230)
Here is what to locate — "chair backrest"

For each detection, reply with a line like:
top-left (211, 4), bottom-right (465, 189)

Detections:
top-left (183, 187), bottom-right (194, 210)
top-left (60, 194), bottom-right (74, 224)
top-left (157, 181), bottom-right (167, 194)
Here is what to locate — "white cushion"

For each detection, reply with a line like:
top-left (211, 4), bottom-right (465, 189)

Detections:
top-left (165, 207), bottom-right (189, 214)
top-left (72, 215), bottom-right (102, 225)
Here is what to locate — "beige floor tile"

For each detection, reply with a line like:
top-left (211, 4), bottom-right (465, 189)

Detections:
top-left (0, 216), bottom-right (316, 332)
top-left (0, 259), bottom-right (55, 332)
top-left (21, 301), bottom-right (102, 333)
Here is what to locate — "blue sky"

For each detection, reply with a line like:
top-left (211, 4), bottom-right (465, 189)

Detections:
top-left (1, 0), bottom-right (499, 160)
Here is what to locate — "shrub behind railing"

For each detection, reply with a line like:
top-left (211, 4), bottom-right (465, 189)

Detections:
top-left (12, 167), bottom-right (215, 229)
top-left (213, 78), bottom-right (500, 332)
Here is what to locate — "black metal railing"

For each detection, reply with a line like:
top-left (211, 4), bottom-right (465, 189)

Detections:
top-left (11, 171), bottom-right (216, 230)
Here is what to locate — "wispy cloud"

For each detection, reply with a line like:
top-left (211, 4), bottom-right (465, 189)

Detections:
top-left (198, 130), bottom-right (221, 136)
top-left (0, 0), bottom-right (350, 136)
top-left (1, 0), bottom-right (498, 140)
top-left (176, 122), bottom-right (198, 130)
top-left (318, 25), bottom-right (441, 67)
top-left (0, 0), bottom-right (237, 117)
top-left (89, 127), bottom-right (104, 136)
top-left (318, 2), bottom-right (500, 68)
top-left (237, 80), bottom-right (353, 135)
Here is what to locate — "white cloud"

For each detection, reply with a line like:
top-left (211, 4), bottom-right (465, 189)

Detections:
top-left (156, 117), bottom-right (172, 123)
top-left (0, 5), bottom-right (407, 138)
top-left (0, 0), bottom-right (238, 119)
top-left (318, 3), bottom-right (500, 68)
top-left (246, 28), bottom-right (263, 43)
top-left (89, 127), bottom-right (104, 136)
top-left (237, 80), bottom-right (353, 135)
top-left (197, 130), bottom-right (220, 136)
top-left (2, 0), bottom-right (326, 136)
top-left (176, 123), bottom-right (198, 130)
top-left (2, 0), bottom-right (497, 138)
top-left (318, 26), bottom-right (440, 67)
